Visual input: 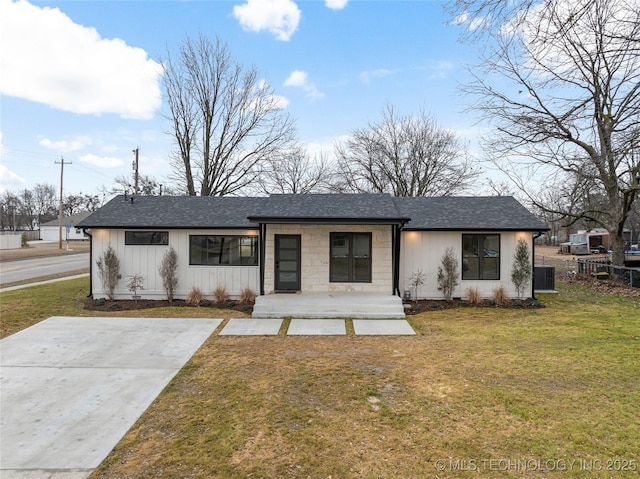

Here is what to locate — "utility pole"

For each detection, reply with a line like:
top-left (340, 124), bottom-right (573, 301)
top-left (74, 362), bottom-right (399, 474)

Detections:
top-left (55, 157), bottom-right (71, 249)
top-left (132, 147), bottom-right (140, 196)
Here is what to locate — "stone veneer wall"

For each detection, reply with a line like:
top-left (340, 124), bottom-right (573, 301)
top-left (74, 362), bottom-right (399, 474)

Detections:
top-left (264, 224), bottom-right (394, 293)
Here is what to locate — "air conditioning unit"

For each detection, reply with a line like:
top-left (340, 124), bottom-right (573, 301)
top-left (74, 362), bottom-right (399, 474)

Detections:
top-left (534, 266), bottom-right (555, 291)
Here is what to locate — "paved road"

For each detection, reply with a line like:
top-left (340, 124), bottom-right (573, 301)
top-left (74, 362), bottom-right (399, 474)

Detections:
top-left (0, 253), bottom-right (89, 285)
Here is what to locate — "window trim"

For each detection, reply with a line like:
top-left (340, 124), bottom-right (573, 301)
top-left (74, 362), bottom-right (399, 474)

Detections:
top-left (125, 231), bottom-right (169, 245)
top-left (189, 234), bottom-right (258, 266)
top-left (330, 232), bottom-right (372, 283)
top-left (462, 234), bottom-right (501, 280)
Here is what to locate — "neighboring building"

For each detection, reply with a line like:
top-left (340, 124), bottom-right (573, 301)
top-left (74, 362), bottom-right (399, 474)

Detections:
top-left (40, 212), bottom-right (92, 242)
top-left (77, 194), bottom-right (548, 302)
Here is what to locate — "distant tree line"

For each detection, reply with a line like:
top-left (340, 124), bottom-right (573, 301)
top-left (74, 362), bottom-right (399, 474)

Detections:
top-left (0, 184), bottom-right (103, 231)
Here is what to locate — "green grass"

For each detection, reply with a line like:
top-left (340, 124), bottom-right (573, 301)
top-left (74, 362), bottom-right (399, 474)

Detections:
top-left (1, 278), bottom-right (639, 478)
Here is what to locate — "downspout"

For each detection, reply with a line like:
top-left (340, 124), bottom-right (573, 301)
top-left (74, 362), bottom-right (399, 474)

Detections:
top-left (531, 231), bottom-right (544, 300)
top-left (259, 223), bottom-right (266, 296)
top-left (393, 223), bottom-right (404, 296)
top-left (83, 228), bottom-right (93, 298)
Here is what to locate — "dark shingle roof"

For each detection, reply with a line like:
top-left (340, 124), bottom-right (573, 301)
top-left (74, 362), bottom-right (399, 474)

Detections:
top-left (248, 194), bottom-right (409, 223)
top-left (77, 194), bottom-right (548, 231)
top-left (395, 196), bottom-right (548, 231)
top-left (77, 195), bottom-right (263, 229)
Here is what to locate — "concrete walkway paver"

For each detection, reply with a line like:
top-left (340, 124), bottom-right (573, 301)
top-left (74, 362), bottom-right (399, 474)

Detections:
top-left (287, 319), bottom-right (346, 335)
top-left (0, 316), bottom-right (221, 478)
top-left (353, 319), bottom-right (416, 335)
top-left (219, 318), bottom-right (282, 335)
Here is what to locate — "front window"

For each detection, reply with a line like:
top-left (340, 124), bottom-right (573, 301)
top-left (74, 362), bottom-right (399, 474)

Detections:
top-left (330, 232), bottom-right (372, 282)
top-left (462, 234), bottom-right (500, 280)
top-left (189, 235), bottom-right (258, 266)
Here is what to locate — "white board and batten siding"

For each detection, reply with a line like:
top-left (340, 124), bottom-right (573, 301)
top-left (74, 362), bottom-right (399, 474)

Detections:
top-left (399, 231), bottom-right (534, 299)
top-left (90, 228), bottom-right (259, 300)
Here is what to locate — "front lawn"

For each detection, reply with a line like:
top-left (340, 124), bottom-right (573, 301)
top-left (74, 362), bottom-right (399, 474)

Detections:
top-left (1, 278), bottom-right (638, 478)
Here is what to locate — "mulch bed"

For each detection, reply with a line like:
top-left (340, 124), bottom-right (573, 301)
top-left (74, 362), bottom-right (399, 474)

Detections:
top-left (403, 298), bottom-right (544, 315)
top-left (84, 298), bottom-right (254, 314)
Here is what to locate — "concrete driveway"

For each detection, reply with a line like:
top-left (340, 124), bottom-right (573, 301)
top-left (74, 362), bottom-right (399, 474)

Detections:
top-left (0, 316), bottom-right (221, 479)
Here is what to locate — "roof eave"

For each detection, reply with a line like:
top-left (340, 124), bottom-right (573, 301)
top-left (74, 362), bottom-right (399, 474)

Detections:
top-left (247, 216), bottom-right (410, 225)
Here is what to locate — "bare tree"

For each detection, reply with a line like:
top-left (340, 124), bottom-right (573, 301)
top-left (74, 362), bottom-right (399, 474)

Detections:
top-left (33, 183), bottom-right (57, 226)
top-left (257, 146), bottom-right (335, 194)
top-left (113, 174), bottom-right (163, 196)
top-left (456, 0), bottom-right (640, 267)
top-left (163, 35), bottom-right (296, 196)
top-left (0, 191), bottom-right (19, 230)
top-left (332, 105), bottom-right (477, 196)
top-left (18, 189), bottom-right (36, 230)
top-left (63, 193), bottom-right (102, 216)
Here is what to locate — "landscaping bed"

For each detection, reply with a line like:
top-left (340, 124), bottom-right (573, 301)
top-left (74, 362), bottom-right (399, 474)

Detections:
top-left (404, 297), bottom-right (544, 314)
top-left (84, 298), bottom-right (255, 314)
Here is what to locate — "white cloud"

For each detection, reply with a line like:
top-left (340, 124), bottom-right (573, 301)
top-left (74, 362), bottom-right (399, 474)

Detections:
top-left (39, 136), bottom-right (92, 153)
top-left (0, 131), bottom-right (23, 193)
top-left (79, 154), bottom-right (124, 169)
top-left (426, 61), bottom-right (455, 80)
top-left (325, 0), bottom-right (348, 10)
top-left (0, 165), bottom-right (26, 192)
top-left (451, 10), bottom-right (485, 31)
top-left (232, 0), bottom-right (301, 41)
top-left (284, 70), bottom-right (308, 87)
top-left (0, 0), bottom-right (162, 119)
top-left (284, 70), bottom-right (323, 98)
top-left (270, 94), bottom-right (290, 109)
top-left (359, 68), bottom-right (393, 84)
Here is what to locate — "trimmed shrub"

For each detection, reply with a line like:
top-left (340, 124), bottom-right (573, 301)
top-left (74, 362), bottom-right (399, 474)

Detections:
top-left (511, 238), bottom-right (532, 299)
top-left (437, 247), bottom-right (459, 301)
top-left (159, 246), bottom-right (178, 304)
top-left (96, 245), bottom-right (121, 300)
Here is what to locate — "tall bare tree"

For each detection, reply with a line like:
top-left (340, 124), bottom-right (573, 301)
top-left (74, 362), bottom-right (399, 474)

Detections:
top-left (332, 105), bottom-right (477, 196)
top-left (33, 183), bottom-right (57, 225)
top-left (454, 0), bottom-right (640, 266)
top-left (162, 35), bottom-right (296, 196)
top-left (257, 146), bottom-right (334, 194)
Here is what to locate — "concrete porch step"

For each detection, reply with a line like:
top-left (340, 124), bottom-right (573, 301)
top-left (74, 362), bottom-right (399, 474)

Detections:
top-left (252, 292), bottom-right (406, 319)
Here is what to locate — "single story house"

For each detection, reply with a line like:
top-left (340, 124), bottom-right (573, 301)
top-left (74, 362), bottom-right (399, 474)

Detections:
top-left (77, 193), bottom-right (548, 302)
top-left (40, 212), bottom-right (91, 242)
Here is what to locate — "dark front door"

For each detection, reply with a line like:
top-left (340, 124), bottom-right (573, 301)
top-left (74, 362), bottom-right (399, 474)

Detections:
top-left (275, 235), bottom-right (301, 291)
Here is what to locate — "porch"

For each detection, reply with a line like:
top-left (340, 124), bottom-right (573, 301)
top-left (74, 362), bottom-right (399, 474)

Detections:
top-left (252, 292), bottom-right (406, 319)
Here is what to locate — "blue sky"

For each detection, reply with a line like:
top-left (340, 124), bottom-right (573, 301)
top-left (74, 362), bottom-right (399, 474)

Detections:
top-left (0, 0), bottom-right (485, 197)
